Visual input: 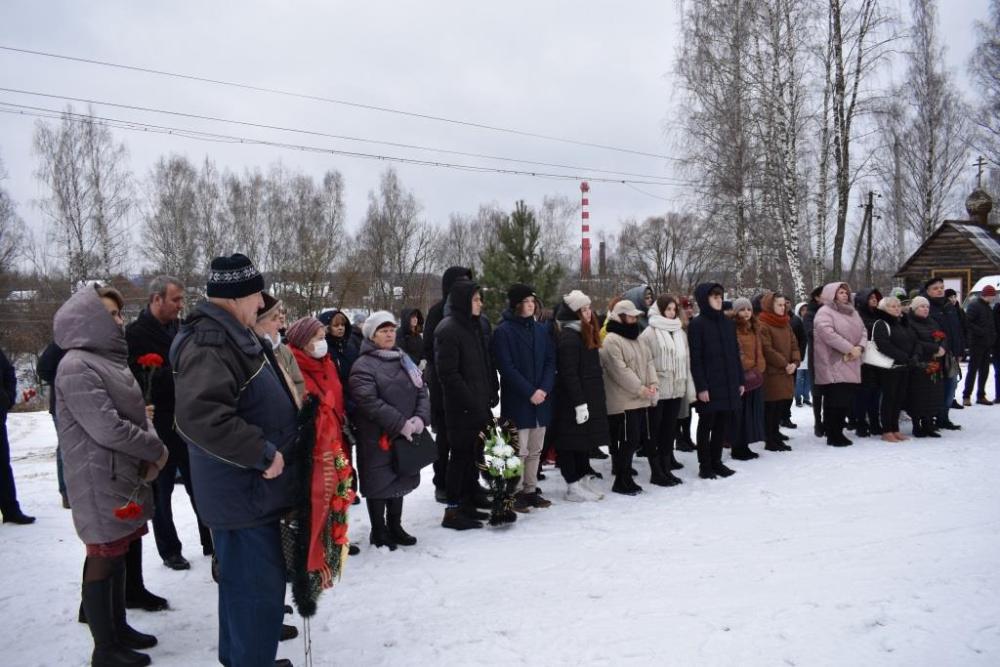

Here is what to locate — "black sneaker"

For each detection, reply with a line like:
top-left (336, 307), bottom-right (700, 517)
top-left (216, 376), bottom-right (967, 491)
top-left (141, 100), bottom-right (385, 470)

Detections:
top-left (163, 554), bottom-right (191, 571)
top-left (951, 400), bottom-right (964, 410)
top-left (938, 420), bottom-right (962, 431)
top-left (781, 419), bottom-right (798, 429)
top-left (714, 463), bottom-right (736, 478)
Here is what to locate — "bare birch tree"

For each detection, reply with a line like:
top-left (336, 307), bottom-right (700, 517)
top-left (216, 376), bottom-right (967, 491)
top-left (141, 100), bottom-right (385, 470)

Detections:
top-left (33, 106), bottom-right (134, 285)
top-left (142, 155), bottom-right (200, 283)
top-left (0, 157), bottom-right (25, 277)
top-left (969, 0), bottom-right (1000, 167)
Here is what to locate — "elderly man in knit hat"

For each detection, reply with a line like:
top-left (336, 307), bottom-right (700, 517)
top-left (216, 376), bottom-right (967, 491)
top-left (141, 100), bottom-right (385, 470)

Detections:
top-left (171, 254), bottom-right (297, 667)
top-left (254, 292), bottom-right (305, 407)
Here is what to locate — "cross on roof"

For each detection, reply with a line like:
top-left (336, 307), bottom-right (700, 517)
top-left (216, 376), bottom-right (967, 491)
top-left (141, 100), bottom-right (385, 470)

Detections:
top-left (974, 155), bottom-right (987, 188)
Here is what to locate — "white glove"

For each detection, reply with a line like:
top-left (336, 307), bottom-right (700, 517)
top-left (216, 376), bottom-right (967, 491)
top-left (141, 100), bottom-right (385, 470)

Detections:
top-left (418, 359), bottom-right (428, 372)
top-left (575, 404), bottom-right (590, 425)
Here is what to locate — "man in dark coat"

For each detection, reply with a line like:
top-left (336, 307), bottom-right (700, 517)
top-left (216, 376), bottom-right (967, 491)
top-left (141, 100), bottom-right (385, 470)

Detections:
top-left (803, 286), bottom-right (825, 436)
top-left (435, 279), bottom-right (498, 530)
top-left (921, 278), bottom-right (966, 429)
top-left (1, 345), bottom-right (33, 524)
top-left (994, 299), bottom-right (1000, 402)
top-left (37, 341), bottom-right (68, 507)
top-left (492, 284), bottom-right (556, 510)
top-left (962, 285), bottom-right (997, 405)
top-left (423, 266), bottom-right (494, 503)
top-left (126, 275), bottom-right (213, 570)
top-left (171, 254), bottom-right (297, 667)
top-left (688, 283), bottom-right (745, 480)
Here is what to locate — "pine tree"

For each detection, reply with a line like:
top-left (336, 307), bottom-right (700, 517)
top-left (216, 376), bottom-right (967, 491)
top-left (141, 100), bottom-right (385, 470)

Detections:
top-left (479, 200), bottom-right (564, 321)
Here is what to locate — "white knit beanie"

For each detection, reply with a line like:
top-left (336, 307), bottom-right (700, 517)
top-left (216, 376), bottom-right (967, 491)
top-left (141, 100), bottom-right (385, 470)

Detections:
top-left (362, 310), bottom-right (397, 340)
top-left (563, 290), bottom-right (591, 313)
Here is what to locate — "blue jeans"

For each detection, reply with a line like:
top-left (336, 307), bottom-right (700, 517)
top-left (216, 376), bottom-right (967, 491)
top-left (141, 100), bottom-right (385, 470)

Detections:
top-left (939, 374), bottom-right (958, 423)
top-left (794, 369), bottom-right (812, 403)
top-left (213, 522), bottom-right (286, 667)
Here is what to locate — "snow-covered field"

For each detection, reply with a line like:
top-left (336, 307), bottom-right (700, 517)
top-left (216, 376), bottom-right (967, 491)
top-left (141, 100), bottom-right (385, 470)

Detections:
top-left (2, 402), bottom-right (999, 666)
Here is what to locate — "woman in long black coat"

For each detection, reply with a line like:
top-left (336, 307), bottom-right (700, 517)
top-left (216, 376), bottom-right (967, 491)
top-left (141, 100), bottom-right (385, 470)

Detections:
top-left (688, 283), bottom-right (745, 480)
top-left (870, 297), bottom-right (916, 442)
top-left (553, 291), bottom-right (608, 502)
top-left (905, 296), bottom-right (948, 438)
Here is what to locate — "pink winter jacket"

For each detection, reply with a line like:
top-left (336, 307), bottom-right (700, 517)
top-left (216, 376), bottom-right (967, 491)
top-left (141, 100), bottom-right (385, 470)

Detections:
top-left (811, 282), bottom-right (868, 386)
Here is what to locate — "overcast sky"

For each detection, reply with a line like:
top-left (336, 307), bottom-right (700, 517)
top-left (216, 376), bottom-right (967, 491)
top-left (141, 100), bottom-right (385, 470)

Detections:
top-left (0, 0), bottom-right (990, 262)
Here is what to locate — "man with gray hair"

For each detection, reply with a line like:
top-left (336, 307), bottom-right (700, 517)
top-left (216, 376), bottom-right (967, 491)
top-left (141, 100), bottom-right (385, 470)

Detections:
top-left (126, 275), bottom-right (213, 579)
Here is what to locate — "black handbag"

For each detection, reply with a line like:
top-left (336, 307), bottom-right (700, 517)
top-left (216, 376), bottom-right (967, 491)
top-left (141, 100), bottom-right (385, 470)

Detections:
top-left (391, 429), bottom-right (438, 476)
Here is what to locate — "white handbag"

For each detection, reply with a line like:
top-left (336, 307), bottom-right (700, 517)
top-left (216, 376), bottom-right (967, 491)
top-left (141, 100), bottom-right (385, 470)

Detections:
top-left (862, 320), bottom-right (895, 369)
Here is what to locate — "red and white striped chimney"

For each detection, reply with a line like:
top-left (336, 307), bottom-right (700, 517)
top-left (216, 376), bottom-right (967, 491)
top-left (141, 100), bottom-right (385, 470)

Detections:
top-left (580, 181), bottom-right (591, 278)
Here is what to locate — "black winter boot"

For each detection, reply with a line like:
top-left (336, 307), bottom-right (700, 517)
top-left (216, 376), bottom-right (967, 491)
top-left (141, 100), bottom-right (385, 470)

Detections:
top-left (648, 449), bottom-right (673, 487)
top-left (386, 497), bottom-right (416, 546)
top-left (124, 540), bottom-right (168, 612)
top-left (675, 418), bottom-right (696, 452)
top-left (111, 562), bottom-right (157, 650)
top-left (621, 448), bottom-right (643, 493)
top-left (441, 507), bottom-right (483, 530)
top-left (731, 445), bottom-right (758, 460)
top-left (923, 417), bottom-right (941, 438)
top-left (366, 499), bottom-right (397, 550)
top-left (856, 419), bottom-right (871, 438)
top-left (82, 577), bottom-right (151, 667)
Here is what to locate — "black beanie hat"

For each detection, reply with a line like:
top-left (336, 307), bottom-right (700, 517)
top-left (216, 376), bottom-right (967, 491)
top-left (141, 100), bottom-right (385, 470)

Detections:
top-left (207, 254), bottom-right (265, 299)
top-left (508, 283), bottom-right (536, 310)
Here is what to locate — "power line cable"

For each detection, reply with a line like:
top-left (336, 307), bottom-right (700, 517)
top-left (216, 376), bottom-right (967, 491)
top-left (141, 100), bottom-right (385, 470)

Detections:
top-left (0, 103), bottom-right (692, 186)
top-left (0, 44), bottom-right (681, 161)
top-left (0, 87), bottom-right (688, 184)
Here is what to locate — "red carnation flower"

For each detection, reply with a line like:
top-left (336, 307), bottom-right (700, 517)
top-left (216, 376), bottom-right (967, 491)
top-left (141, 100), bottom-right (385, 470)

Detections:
top-left (931, 330), bottom-right (946, 342)
top-left (113, 500), bottom-right (143, 520)
top-left (136, 353), bottom-right (165, 368)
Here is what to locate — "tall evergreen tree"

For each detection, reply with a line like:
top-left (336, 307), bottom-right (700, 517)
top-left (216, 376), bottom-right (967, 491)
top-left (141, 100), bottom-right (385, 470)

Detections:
top-left (479, 200), bottom-right (564, 321)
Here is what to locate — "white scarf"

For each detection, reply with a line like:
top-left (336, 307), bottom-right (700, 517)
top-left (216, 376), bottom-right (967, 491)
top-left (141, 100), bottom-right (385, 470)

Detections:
top-left (647, 305), bottom-right (689, 388)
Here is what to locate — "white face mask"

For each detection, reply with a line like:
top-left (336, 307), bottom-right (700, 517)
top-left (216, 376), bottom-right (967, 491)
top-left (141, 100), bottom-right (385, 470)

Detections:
top-left (309, 339), bottom-right (328, 359)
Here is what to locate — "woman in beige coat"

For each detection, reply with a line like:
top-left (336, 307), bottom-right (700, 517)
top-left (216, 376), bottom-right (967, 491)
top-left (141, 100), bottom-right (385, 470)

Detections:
top-left (600, 300), bottom-right (657, 496)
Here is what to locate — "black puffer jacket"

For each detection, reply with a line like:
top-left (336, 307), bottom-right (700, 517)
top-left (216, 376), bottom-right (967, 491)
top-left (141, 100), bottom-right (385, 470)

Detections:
top-left (870, 309), bottom-right (917, 367)
top-left (552, 303), bottom-right (608, 451)
top-left (423, 266), bottom-right (473, 427)
top-left (434, 280), bottom-right (498, 431)
top-left (688, 283), bottom-right (745, 413)
top-left (965, 297), bottom-right (998, 349)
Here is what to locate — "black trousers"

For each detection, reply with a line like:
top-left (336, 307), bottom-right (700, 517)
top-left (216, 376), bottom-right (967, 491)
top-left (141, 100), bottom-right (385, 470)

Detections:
top-left (878, 368), bottom-right (908, 433)
top-left (431, 409), bottom-right (450, 490)
top-left (608, 409), bottom-right (648, 476)
top-left (853, 382), bottom-right (882, 428)
top-left (810, 373), bottom-right (825, 428)
top-left (0, 411), bottom-right (23, 517)
top-left (558, 450), bottom-right (591, 484)
top-left (152, 429), bottom-right (212, 559)
top-left (696, 410), bottom-right (733, 470)
top-left (445, 422), bottom-right (487, 506)
top-left (649, 398), bottom-right (681, 459)
top-left (964, 346), bottom-right (993, 399)
top-left (764, 400), bottom-right (791, 444)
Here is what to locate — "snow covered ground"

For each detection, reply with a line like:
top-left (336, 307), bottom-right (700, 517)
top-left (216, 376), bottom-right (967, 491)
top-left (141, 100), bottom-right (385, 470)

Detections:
top-left (2, 402), bottom-right (999, 666)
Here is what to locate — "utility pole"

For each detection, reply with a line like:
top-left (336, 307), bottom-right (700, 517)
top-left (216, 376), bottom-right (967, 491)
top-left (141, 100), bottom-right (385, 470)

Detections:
top-left (848, 190), bottom-right (880, 286)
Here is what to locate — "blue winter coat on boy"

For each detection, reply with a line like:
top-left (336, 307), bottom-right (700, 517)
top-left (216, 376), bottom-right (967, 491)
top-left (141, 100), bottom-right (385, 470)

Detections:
top-left (492, 309), bottom-right (557, 429)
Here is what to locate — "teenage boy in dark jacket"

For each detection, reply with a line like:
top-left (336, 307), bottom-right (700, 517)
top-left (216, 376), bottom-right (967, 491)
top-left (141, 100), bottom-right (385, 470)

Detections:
top-left (435, 279), bottom-right (498, 530)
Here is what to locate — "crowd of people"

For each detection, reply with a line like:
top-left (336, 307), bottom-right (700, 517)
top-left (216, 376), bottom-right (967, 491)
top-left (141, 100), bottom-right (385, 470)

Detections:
top-left (0, 253), bottom-right (998, 667)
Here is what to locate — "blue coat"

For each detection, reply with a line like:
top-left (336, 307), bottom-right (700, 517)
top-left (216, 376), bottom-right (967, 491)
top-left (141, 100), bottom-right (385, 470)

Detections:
top-left (688, 283), bottom-right (745, 413)
top-left (492, 309), bottom-right (557, 429)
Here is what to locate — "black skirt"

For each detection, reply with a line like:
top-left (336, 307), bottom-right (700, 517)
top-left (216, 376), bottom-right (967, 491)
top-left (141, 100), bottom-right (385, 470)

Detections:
top-left (738, 387), bottom-right (766, 446)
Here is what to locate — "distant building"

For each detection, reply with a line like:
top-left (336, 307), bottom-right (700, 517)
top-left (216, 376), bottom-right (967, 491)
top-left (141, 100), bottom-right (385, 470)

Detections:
top-left (894, 187), bottom-right (1000, 299)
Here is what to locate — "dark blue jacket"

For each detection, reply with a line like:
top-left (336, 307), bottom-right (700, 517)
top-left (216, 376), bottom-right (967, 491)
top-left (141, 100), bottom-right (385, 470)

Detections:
top-left (492, 309), bottom-right (557, 429)
top-left (922, 293), bottom-right (966, 357)
top-left (688, 283), bottom-right (745, 413)
top-left (170, 302), bottom-right (298, 530)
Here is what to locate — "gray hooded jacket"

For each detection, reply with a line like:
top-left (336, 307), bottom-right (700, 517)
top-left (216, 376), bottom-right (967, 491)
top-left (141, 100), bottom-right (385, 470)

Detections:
top-left (55, 286), bottom-right (167, 545)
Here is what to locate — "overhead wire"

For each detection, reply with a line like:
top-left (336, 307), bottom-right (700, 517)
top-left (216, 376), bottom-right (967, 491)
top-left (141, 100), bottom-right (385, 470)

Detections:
top-left (0, 102), bottom-right (695, 186)
top-left (0, 44), bottom-right (683, 161)
top-left (0, 87), bottom-right (691, 184)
